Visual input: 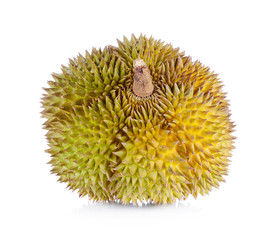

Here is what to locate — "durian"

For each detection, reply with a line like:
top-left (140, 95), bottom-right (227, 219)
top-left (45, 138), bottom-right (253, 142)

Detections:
top-left (42, 34), bottom-right (235, 205)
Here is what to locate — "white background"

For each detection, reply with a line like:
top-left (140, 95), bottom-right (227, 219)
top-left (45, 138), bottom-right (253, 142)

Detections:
top-left (1, 0), bottom-right (272, 239)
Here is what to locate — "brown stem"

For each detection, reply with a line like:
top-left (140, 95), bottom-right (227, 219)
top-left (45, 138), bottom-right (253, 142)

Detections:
top-left (132, 58), bottom-right (154, 97)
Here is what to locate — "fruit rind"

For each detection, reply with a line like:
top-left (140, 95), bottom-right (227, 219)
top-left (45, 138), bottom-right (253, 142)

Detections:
top-left (42, 34), bottom-right (235, 205)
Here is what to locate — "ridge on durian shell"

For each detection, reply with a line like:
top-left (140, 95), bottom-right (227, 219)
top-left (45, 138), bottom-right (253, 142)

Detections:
top-left (41, 34), bottom-right (235, 205)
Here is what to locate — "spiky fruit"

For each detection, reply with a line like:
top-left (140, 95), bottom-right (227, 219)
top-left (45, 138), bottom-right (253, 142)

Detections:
top-left (42, 34), bottom-right (235, 205)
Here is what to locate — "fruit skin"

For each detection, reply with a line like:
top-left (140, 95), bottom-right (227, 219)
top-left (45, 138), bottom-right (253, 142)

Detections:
top-left (42, 34), bottom-right (235, 205)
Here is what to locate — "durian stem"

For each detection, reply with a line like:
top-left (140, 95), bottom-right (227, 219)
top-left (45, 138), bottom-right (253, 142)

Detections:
top-left (133, 58), bottom-right (154, 97)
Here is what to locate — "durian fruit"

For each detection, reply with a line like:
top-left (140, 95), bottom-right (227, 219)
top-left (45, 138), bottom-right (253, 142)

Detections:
top-left (42, 34), bottom-right (235, 205)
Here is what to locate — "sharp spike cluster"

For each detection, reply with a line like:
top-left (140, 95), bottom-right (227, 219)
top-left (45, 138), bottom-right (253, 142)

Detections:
top-left (42, 34), bottom-right (235, 205)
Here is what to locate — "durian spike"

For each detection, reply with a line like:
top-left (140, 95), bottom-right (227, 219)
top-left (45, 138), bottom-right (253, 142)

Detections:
top-left (132, 58), bottom-right (154, 97)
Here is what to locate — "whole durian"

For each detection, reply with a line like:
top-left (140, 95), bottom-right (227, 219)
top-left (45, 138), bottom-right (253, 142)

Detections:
top-left (42, 34), bottom-right (235, 205)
